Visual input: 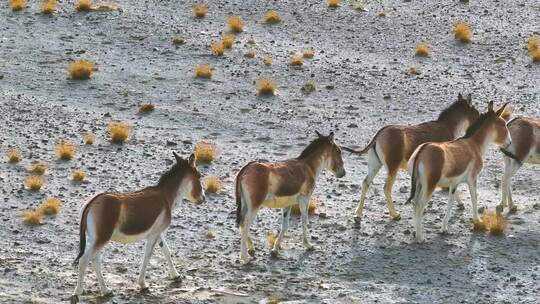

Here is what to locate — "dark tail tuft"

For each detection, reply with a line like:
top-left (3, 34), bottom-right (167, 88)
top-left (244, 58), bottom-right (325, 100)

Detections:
top-left (73, 195), bottom-right (100, 265)
top-left (235, 175), bottom-right (242, 227)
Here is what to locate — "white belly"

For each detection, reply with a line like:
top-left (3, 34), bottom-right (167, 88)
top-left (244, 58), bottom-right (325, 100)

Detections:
top-left (262, 195), bottom-right (298, 209)
top-left (110, 210), bottom-right (167, 244)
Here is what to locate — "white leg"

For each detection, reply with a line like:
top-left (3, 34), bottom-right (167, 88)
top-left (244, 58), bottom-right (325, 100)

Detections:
top-left (499, 157), bottom-right (511, 208)
top-left (355, 149), bottom-right (382, 219)
top-left (159, 235), bottom-right (180, 279)
top-left (455, 189), bottom-right (463, 207)
top-left (506, 159), bottom-right (521, 212)
top-left (73, 248), bottom-right (94, 296)
top-left (298, 196), bottom-right (314, 250)
top-left (441, 187), bottom-right (456, 233)
top-left (138, 236), bottom-right (159, 290)
top-left (467, 179), bottom-right (479, 221)
top-left (271, 206), bottom-right (291, 257)
top-left (93, 252), bottom-right (111, 296)
top-left (240, 209), bottom-right (257, 263)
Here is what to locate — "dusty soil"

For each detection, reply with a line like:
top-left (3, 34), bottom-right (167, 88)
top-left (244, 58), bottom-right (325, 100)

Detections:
top-left (1, 0), bottom-right (539, 303)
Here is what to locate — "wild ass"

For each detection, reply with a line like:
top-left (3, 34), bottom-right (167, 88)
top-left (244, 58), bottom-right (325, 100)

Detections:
top-left (235, 131), bottom-right (345, 262)
top-left (407, 102), bottom-right (511, 243)
top-left (72, 152), bottom-right (205, 299)
top-left (499, 116), bottom-right (540, 212)
top-left (344, 94), bottom-right (479, 221)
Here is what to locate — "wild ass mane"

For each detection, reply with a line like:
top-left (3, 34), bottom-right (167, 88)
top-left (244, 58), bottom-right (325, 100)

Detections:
top-left (157, 162), bottom-right (188, 187)
top-left (297, 137), bottom-right (328, 159)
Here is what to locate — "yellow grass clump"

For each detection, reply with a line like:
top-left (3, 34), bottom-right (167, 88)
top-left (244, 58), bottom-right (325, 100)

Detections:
top-left (354, 2), bottom-right (367, 11)
top-left (10, 0), bottom-right (26, 11)
top-left (22, 209), bottom-right (43, 226)
top-left (263, 10), bottom-right (281, 24)
top-left (222, 34), bottom-right (234, 49)
top-left (472, 218), bottom-right (487, 232)
top-left (194, 64), bottom-right (213, 79)
top-left (25, 175), bottom-right (44, 191)
top-left (263, 56), bottom-right (273, 65)
top-left (83, 132), bottom-right (95, 145)
top-left (7, 149), bottom-right (22, 163)
top-left (256, 78), bottom-right (277, 96)
top-left (211, 41), bottom-right (225, 56)
top-left (193, 4), bottom-right (208, 18)
top-left (527, 35), bottom-right (540, 62)
top-left (244, 50), bottom-right (256, 58)
top-left (68, 60), bottom-right (95, 80)
top-left (172, 36), bottom-right (185, 45)
top-left (415, 41), bottom-right (430, 57)
top-left (75, 0), bottom-right (92, 12)
top-left (228, 16), bottom-right (244, 33)
top-left (41, 0), bottom-right (57, 14)
top-left (108, 122), bottom-right (130, 144)
top-left (454, 21), bottom-right (472, 43)
top-left (302, 81), bottom-right (318, 93)
top-left (303, 49), bottom-right (314, 58)
top-left (291, 198), bottom-right (319, 216)
top-left (39, 197), bottom-right (61, 215)
top-left (482, 211), bottom-right (508, 236)
top-left (204, 176), bottom-right (222, 193)
top-left (72, 169), bottom-right (86, 182)
top-left (56, 141), bottom-right (75, 160)
top-left (409, 66), bottom-right (422, 75)
top-left (31, 162), bottom-right (47, 175)
top-left (194, 142), bottom-right (217, 164)
top-left (290, 54), bottom-right (304, 66)
top-left (138, 103), bottom-right (155, 113)
top-left (328, 0), bottom-right (340, 8)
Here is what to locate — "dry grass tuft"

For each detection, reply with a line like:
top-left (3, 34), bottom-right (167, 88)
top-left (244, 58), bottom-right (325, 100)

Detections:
top-left (22, 209), bottom-right (43, 225)
top-left (72, 169), bottom-right (86, 182)
top-left (41, 0), bottom-right (57, 14)
top-left (244, 50), bottom-right (256, 58)
top-left (291, 198), bottom-right (319, 216)
top-left (7, 149), bottom-right (22, 163)
top-left (192, 4), bottom-right (208, 18)
top-left (75, 0), bottom-right (92, 12)
top-left (138, 103), bottom-right (155, 113)
top-left (10, 0), bottom-right (26, 11)
top-left (194, 64), bottom-right (213, 79)
top-left (302, 81), bottom-right (318, 93)
top-left (472, 218), bottom-right (488, 232)
top-left (40, 197), bottom-right (61, 215)
top-left (205, 229), bottom-right (216, 239)
top-left (454, 22), bottom-right (472, 43)
top-left (409, 66), bottom-right (422, 75)
top-left (204, 176), bottom-right (222, 193)
top-left (263, 10), bottom-right (281, 24)
top-left (378, 11), bottom-right (386, 17)
top-left (108, 122), bottom-right (130, 144)
top-left (482, 211), bottom-right (508, 236)
top-left (263, 56), bottom-right (273, 65)
top-left (172, 36), bottom-right (185, 45)
top-left (327, 0), bottom-right (340, 8)
top-left (415, 41), bottom-right (430, 57)
top-left (25, 175), bottom-right (44, 191)
top-left (56, 141), bottom-right (75, 160)
top-left (290, 54), bottom-right (304, 66)
top-left (222, 34), bottom-right (234, 49)
top-left (211, 41), bottom-right (225, 56)
top-left (256, 78), bottom-right (277, 96)
top-left (527, 35), bottom-right (540, 62)
top-left (227, 16), bottom-right (244, 33)
top-left (68, 60), bottom-right (95, 80)
top-left (354, 2), bottom-right (367, 11)
top-left (303, 49), bottom-right (314, 58)
top-left (194, 142), bottom-right (217, 164)
top-left (31, 162), bottom-right (47, 175)
top-left (83, 132), bottom-right (95, 145)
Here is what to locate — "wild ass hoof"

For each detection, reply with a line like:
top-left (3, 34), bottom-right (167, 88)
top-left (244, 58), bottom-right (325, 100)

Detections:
top-left (248, 248), bottom-right (255, 257)
top-left (70, 295), bottom-right (79, 304)
top-left (353, 215), bottom-right (362, 224)
top-left (100, 289), bottom-right (113, 297)
top-left (438, 229), bottom-right (449, 235)
top-left (391, 213), bottom-right (401, 221)
top-left (456, 203), bottom-right (465, 210)
top-left (270, 249), bottom-right (279, 259)
top-left (509, 205), bottom-right (518, 214)
top-left (139, 287), bottom-right (150, 294)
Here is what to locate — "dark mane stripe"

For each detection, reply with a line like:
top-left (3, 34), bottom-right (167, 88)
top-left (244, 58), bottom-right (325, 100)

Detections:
top-left (157, 162), bottom-right (187, 186)
top-left (297, 137), bottom-right (327, 159)
top-left (461, 112), bottom-right (493, 138)
top-left (437, 100), bottom-right (464, 121)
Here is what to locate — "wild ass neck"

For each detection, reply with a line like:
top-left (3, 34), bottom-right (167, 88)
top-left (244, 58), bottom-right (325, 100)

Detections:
top-left (438, 113), bottom-right (468, 138)
top-left (157, 167), bottom-right (187, 208)
top-left (298, 147), bottom-right (327, 179)
top-left (465, 123), bottom-right (495, 156)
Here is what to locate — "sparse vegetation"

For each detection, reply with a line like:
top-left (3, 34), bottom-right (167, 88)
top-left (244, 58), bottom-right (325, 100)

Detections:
top-left (415, 41), bottom-right (430, 57)
top-left (256, 78), bottom-right (277, 95)
top-left (83, 132), bottom-right (95, 145)
top-left (472, 218), bottom-right (488, 232)
top-left (263, 10), bottom-right (281, 24)
top-left (328, 0), bottom-right (340, 8)
top-left (354, 2), bottom-right (367, 11)
top-left (409, 66), bottom-right (422, 75)
top-left (378, 11), bottom-right (386, 17)
top-left (7, 149), bottom-right (22, 163)
top-left (194, 64), bottom-right (213, 79)
top-left (302, 81), bottom-right (318, 93)
top-left (56, 141), bottom-right (75, 160)
top-left (204, 176), bottom-right (222, 193)
top-left (211, 41), bottom-right (225, 56)
top-left (138, 103), bottom-right (155, 113)
top-left (172, 37), bottom-right (185, 45)
top-left (244, 50), bottom-right (256, 58)
top-left (528, 35), bottom-right (540, 62)
top-left (75, 0), bottom-right (92, 12)
top-left (68, 60), bottom-right (95, 80)
top-left (303, 49), bottom-right (314, 58)
top-left (31, 162), bottom-right (47, 175)
top-left (222, 34), bottom-right (234, 49)
top-left (228, 16), bottom-right (244, 33)
top-left (194, 142), bottom-right (217, 164)
top-left (25, 175), bottom-right (44, 191)
top-left (263, 56), bottom-right (273, 65)
top-left (290, 54), bottom-right (304, 66)
top-left (193, 4), bottom-right (208, 18)
top-left (22, 209), bottom-right (43, 225)
top-left (482, 211), bottom-right (508, 236)
top-left (72, 169), bottom-right (86, 183)
top-left (291, 198), bottom-right (319, 216)
top-left (10, 0), bottom-right (26, 11)
top-left (41, 0), bottom-right (57, 14)
top-left (454, 21), bottom-right (472, 43)
top-left (108, 122), bottom-right (130, 144)
top-left (39, 197), bottom-right (61, 215)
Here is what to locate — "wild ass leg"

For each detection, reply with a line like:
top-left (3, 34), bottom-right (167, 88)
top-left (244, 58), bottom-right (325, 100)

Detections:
top-left (240, 208), bottom-right (258, 262)
top-left (73, 242), bottom-right (97, 296)
top-left (467, 179), bottom-right (479, 222)
top-left (158, 235), bottom-right (180, 279)
top-left (354, 149), bottom-right (382, 220)
top-left (441, 187), bottom-right (457, 234)
top-left (413, 188), bottom-right (433, 243)
top-left (138, 235), bottom-right (160, 290)
top-left (499, 157), bottom-right (521, 213)
top-left (271, 206), bottom-right (292, 258)
top-left (93, 252), bottom-right (111, 296)
top-left (383, 167), bottom-right (400, 220)
top-left (298, 195), bottom-right (314, 251)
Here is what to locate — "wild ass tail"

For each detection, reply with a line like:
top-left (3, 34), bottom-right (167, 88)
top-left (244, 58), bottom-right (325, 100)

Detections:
top-left (235, 163), bottom-right (252, 227)
top-left (343, 126), bottom-right (388, 156)
top-left (406, 144), bottom-right (428, 205)
top-left (73, 194), bottom-right (102, 265)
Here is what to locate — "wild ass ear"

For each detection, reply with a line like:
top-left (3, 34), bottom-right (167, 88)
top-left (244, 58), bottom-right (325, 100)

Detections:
top-left (173, 151), bottom-right (183, 163)
top-left (467, 94), bottom-right (473, 106)
top-left (188, 153), bottom-right (196, 167)
top-left (328, 131), bottom-right (334, 140)
top-left (315, 130), bottom-right (323, 138)
top-left (488, 101), bottom-right (494, 112)
top-left (496, 103), bottom-right (510, 119)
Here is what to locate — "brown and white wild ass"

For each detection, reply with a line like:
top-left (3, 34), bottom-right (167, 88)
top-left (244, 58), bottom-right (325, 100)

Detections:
top-left (72, 152), bottom-right (205, 299)
top-left (344, 94), bottom-right (480, 221)
top-left (407, 102), bottom-right (511, 243)
top-left (499, 116), bottom-right (540, 212)
top-left (235, 131), bottom-right (345, 262)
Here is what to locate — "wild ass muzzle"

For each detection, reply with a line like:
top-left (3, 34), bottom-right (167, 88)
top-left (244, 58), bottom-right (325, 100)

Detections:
top-left (235, 131), bottom-right (345, 262)
top-left (343, 93), bottom-right (479, 222)
top-left (498, 116), bottom-right (540, 213)
top-left (72, 152), bottom-right (205, 300)
top-left (407, 102), bottom-right (511, 243)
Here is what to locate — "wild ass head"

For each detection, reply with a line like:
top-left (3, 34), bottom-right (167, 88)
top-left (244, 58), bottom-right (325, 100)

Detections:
top-left (173, 152), bottom-right (205, 204)
top-left (315, 131), bottom-right (346, 178)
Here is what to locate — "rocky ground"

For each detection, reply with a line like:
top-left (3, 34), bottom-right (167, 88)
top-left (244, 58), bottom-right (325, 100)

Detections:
top-left (0, 0), bottom-right (539, 303)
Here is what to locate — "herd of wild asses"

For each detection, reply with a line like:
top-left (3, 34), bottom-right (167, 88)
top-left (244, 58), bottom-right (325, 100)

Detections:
top-left (71, 93), bottom-right (539, 301)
